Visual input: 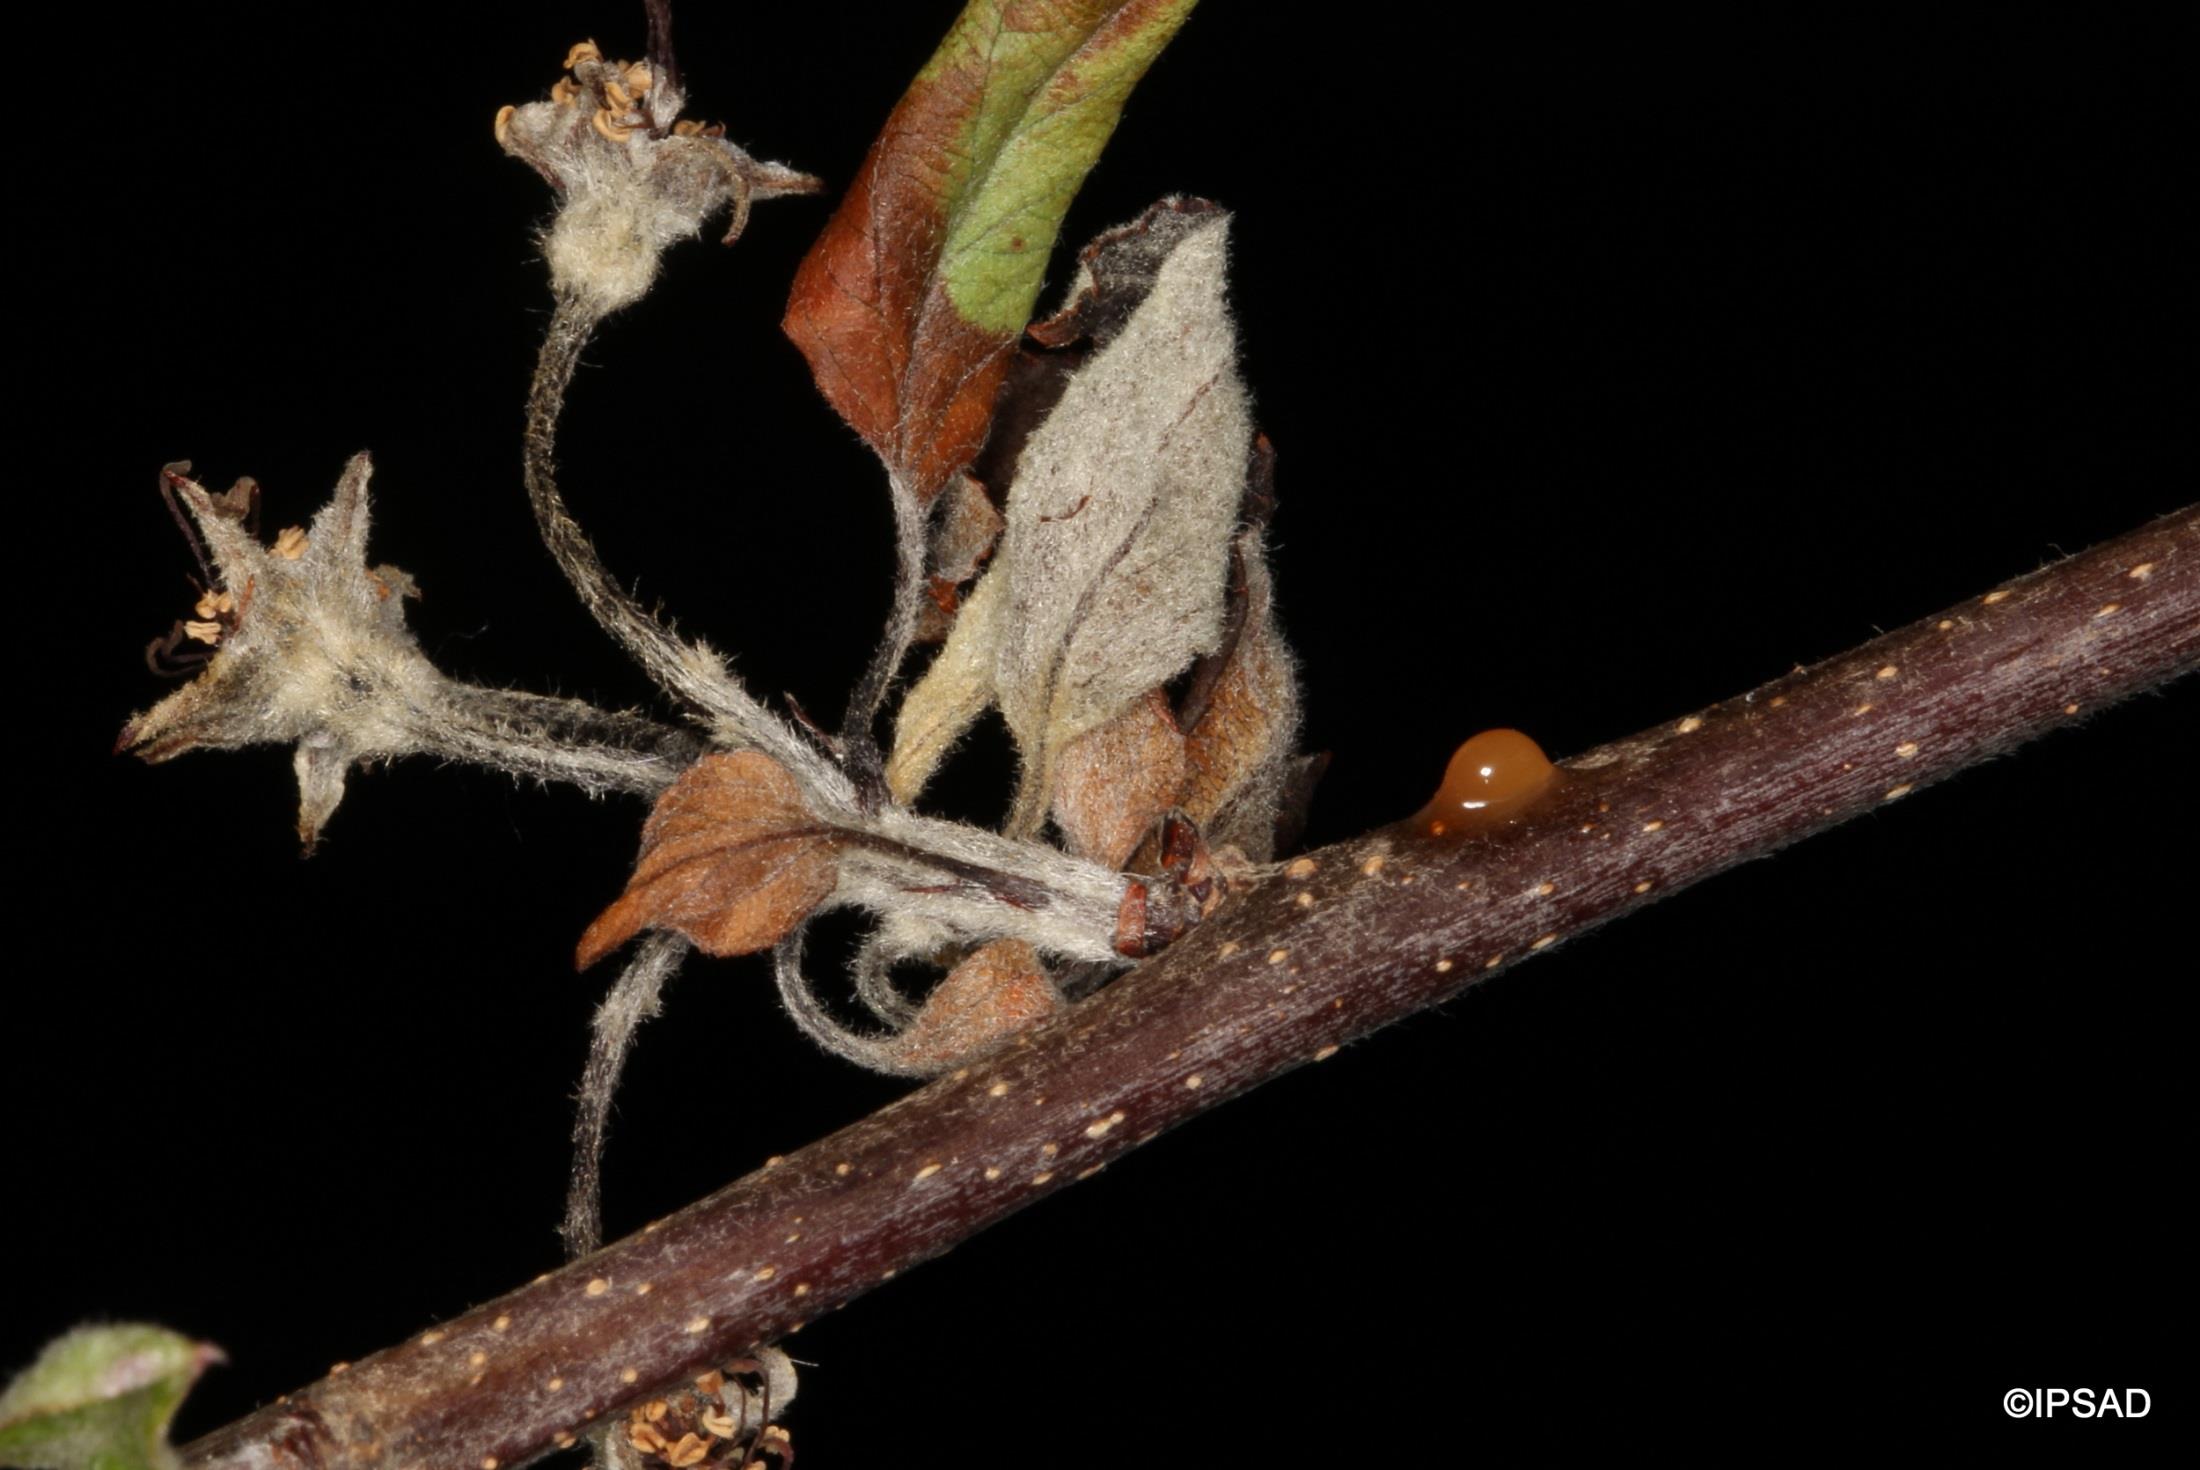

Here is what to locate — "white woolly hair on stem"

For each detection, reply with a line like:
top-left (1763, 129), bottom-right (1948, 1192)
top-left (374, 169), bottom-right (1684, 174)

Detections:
top-left (524, 294), bottom-right (853, 808)
top-left (836, 470), bottom-right (936, 797)
top-left (563, 932), bottom-right (688, 1259)
top-left (404, 684), bottom-right (702, 799)
top-left (771, 923), bottom-right (911, 1076)
top-left (850, 925), bottom-right (924, 1028)
top-left (846, 806), bottom-right (1131, 962)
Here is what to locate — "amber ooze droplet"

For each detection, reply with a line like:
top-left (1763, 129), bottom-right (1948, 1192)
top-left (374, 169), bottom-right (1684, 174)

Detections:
top-left (1418, 728), bottom-right (1558, 834)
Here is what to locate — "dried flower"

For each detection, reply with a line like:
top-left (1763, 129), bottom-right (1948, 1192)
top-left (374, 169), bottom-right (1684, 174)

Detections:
top-left (602, 1353), bottom-right (796, 1469)
top-left (119, 455), bottom-right (429, 851)
top-left (497, 42), bottom-right (820, 315)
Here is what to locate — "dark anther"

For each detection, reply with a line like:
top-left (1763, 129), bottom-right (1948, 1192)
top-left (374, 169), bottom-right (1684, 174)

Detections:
top-left (157, 461), bottom-right (218, 590)
top-left (149, 462), bottom-right (256, 673)
top-left (144, 621), bottom-right (213, 679)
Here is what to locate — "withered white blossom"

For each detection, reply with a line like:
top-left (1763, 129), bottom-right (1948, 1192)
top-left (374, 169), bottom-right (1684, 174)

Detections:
top-left (121, 456), bottom-right (695, 850)
top-left (121, 456), bottom-right (423, 848)
top-left (113, 16), bottom-right (1297, 1373)
top-left (497, 41), bottom-right (821, 315)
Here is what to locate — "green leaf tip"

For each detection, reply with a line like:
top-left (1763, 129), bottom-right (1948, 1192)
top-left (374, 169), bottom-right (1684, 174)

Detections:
top-left (929, 0), bottom-right (1202, 335)
top-left (0, 1324), bottom-right (221, 1470)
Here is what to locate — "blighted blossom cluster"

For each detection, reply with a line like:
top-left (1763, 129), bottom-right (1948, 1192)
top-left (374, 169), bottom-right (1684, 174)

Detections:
top-left (123, 21), bottom-right (1301, 1327)
top-left (124, 43), bottom-right (1302, 1074)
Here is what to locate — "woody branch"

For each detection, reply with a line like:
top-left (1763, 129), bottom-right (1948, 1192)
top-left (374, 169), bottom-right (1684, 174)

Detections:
top-left (181, 505), bottom-right (2197, 1470)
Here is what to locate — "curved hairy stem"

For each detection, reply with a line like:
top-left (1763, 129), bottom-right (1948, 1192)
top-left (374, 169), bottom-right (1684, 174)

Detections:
top-left (851, 929), bottom-right (922, 1028)
top-left (562, 933), bottom-right (689, 1259)
top-left (526, 296), bottom-right (850, 804)
top-left (836, 475), bottom-right (932, 801)
top-left (770, 926), bottom-right (910, 1076)
top-left (182, 507), bottom-right (2197, 1470)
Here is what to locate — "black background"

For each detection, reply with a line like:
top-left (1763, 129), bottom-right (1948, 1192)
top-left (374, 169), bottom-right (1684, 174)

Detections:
top-left (13, 2), bottom-right (2189, 1459)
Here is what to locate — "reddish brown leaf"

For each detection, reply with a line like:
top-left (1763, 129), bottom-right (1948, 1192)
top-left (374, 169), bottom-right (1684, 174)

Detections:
top-left (782, 0), bottom-right (1198, 503)
top-left (1049, 689), bottom-right (1187, 868)
top-left (577, 752), bottom-right (838, 969)
top-left (886, 939), bottom-right (1061, 1073)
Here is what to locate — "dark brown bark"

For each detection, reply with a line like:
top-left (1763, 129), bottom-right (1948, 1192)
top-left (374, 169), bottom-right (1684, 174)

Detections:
top-left (183, 506), bottom-right (2197, 1470)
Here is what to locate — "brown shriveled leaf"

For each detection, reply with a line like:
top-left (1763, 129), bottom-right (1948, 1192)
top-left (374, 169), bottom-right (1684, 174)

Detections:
top-left (577, 752), bottom-right (838, 969)
top-left (915, 473), bottom-right (1007, 644)
top-left (1049, 689), bottom-right (1186, 868)
top-left (782, 0), bottom-right (1198, 503)
top-left (1179, 612), bottom-right (1295, 858)
top-left (885, 940), bottom-right (1061, 1074)
top-left (1175, 439), bottom-right (1300, 861)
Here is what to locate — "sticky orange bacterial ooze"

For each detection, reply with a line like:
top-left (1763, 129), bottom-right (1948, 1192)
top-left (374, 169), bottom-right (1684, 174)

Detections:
top-left (1417, 729), bottom-right (1558, 835)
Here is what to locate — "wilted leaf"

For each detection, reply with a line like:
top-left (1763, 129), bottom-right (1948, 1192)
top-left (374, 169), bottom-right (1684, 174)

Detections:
top-left (996, 207), bottom-right (1249, 828)
top-left (886, 200), bottom-right (1252, 828)
top-left (1175, 440), bottom-right (1299, 860)
top-left (0, 1324), bottom-right (221, 1470)
top-left (887, 570), bottom-right (1009, 804)
top-left (783, 0), bottom-right (1199, 502)
top-left (1050, 689), bottom-right (1186, 867)
top-left (578, 752), bottom-right (839, 968)
top-left (1178, 565), bottom-right (1296, 858)
top-left (886, 939), bottom-right (1061, 1073)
